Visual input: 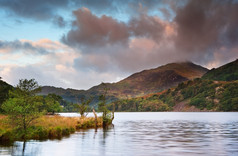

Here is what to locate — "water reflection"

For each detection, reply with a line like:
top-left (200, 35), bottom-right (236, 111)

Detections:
top-left (1, 112), bottom-right (238, 156)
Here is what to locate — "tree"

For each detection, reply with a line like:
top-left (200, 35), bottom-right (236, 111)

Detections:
top-left (77, 97), bottom-right (92, 117)
top-left (1, 79), bottom-right (43, 140)
top-left (98, 83), bottom-right (114, 128)
top-left (0, 79), bottom-right (13, 112)
top-left (43, 94), bottom-right (62, 115)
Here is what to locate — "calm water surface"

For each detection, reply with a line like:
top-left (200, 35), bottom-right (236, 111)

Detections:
top-left (1, 112), bottom-right (238, 156)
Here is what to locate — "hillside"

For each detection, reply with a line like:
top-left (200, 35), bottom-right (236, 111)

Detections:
top-left (0, 79), bottom-right (13, 112)
top-left (41, 62), bottom-right (208, 105)
top-left (202, 59), bottom-right (238, 81)
top-left (110, 59), bottom-right (238, 112)
top-left (109, 79), bottom-right (238, 112)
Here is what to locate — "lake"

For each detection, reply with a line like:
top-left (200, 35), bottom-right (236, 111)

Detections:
top-left (1, 112), bottom-right (238, 156)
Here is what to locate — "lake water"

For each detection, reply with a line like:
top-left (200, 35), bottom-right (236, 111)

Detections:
top-left (1, 112), bottom-right (238, 156)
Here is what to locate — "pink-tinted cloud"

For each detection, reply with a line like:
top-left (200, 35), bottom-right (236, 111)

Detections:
top-left (62, 8), bottom-right (129, 47)
top-left (2, 0), bottom-right (238, 90)
top-left (63, 1), bottom-right (238, 75)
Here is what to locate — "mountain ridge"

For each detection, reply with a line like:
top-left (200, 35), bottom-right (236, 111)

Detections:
top-left (110, 59), bottom-right (238, 112)
top-left (41, 62), bottom-right (208, 104)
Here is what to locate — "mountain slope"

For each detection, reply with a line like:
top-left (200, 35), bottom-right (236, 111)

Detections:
top-left (110, 59), bottom-right (238, 112)
top-left (110, 79), bottom-right (238, 112)
top-left (112, 62), bottom-right (208, 96)
top-left (41, 62), bottom-right (208, 104)
top-left (202, 59), bottom-right (238, 81)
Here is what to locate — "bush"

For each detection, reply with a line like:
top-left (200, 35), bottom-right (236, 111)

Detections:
top-left (30, 126), bottom-right (48, 140)
top-left (56, 127), bottom-right (62, 138)
top-left (158, 104), bottom-right (169, 111)
top-left (62, 128), bottom-right (70, 136)
top-left (0, 130), bottom-right (13, 143)
top-left (190, 97), bottom-right (206, 109)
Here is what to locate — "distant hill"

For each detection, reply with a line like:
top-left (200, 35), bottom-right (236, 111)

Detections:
top-left (110, 59), bottom-right (238, 112)
top-left (41, 62), bottom-right (208, 105)
top-left (202, 59), bottom-right (238, 81)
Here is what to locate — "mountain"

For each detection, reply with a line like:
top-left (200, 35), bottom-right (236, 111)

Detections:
top-left (41, 62), bottom-right (208, 105)
top-left (110, 62), bottom-right (208, 97)
top-left (110, 59), bottom-right (238, 112)
top-left (202, 59), bottom-right (238, 81)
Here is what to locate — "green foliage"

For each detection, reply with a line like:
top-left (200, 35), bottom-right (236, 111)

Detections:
top-left (77, 97), bottom-right (92, 117)
top-left (43, 94), bottom-right (62, 114)
top-left (169, 78), bottom-right (237, 111)
top-left (190, 97), bottom-right (206, 109)
top-left (1, 79), bottom-right (43, 139)
top-left (0, 79), bottom-right (13, 113)
top-left (218, 83), bottom-right (238, 111)
top-left (202, 59), bottom-right (238, 81)
top-left (0, 130), bottom-right (14, 144)
top-left (62, 101), bottom-right (78, 112)
top-left (111, 77), bottom-right (238, 112)
top-left (98, 84), bottom-right (114, 128)
top-left (110, 95), bottom-right (170, 112)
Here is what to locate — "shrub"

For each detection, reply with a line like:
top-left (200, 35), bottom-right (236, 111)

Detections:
top-left (190, 97), bottom-right (206, 109)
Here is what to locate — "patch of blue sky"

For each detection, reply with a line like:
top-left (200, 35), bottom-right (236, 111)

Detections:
top-left (0, 52), bottom-right (42, 65)
top-left (0, 12), bottom-right (67, 41)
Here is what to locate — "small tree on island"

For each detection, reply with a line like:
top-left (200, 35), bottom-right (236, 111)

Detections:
top-left (1, 79), bottom-right (43, 140)
top-left (98, 83), bottom-right (114, 128)
top-left (77, 97), bottom-right (92, 117)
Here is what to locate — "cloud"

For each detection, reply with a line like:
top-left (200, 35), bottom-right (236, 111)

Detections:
top-left (0, 0), bottom-right (173, 27)
top-left (62, 7), bottom-right (178, 73)
top-left (63, 0), bottom-right (238, 75)
top-left (1, 0), bottom-right (238, 90)
top-left (53, 16), bottom-right (67, 28)
top-left (62, 7), bottom-right (173, 49)
top-left (0, 38), bottom-right (126, 90)
top-left (62, 8), bottom-right (129, 48)
top-left (174, 0), bottom-right (238, 51)
top-left (0, 0), bottom-right (69, 21)
top-left (0, 40), bottom-right (49, 55)
top-left (129, 14), bottom-right (169, 41)
top-left (0, 39), bottom-right (69, 56)
top-left (0, 53), bottom-right (125, 90)
top-left (172, 0), bottom-right (238, 65)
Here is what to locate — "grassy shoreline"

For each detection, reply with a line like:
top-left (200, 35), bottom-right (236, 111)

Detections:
top-left (0, 114), bottom-right (103, 145)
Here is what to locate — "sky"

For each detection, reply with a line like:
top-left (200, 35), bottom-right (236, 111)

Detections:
top-left (0, 0), bottom-right (238, 90)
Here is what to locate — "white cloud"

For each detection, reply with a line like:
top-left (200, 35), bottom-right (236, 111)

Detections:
top-left (0, 39), bottom-right (128, 89)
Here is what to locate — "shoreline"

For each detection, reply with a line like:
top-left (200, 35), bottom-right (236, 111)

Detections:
top-left (0, 115), bottom-right (103, 145)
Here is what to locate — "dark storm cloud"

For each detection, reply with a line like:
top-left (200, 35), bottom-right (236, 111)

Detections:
top-left (0, 40), bottom-right (49, 55)
top-left (174, 0), bottom-right (238, 54)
